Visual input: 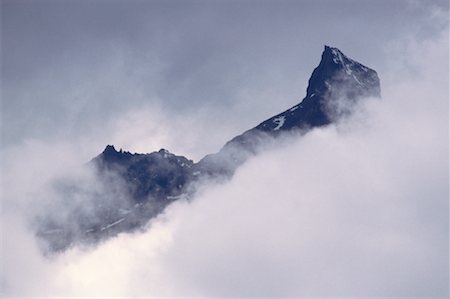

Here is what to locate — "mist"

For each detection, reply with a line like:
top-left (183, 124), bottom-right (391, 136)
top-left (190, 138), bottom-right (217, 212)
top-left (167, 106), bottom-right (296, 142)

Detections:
top-left (1, 0), bottom-right (449, 297)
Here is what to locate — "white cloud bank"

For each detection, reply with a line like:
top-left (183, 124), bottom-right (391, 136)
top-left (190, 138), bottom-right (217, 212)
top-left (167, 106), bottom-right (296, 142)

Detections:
top-left (1, 16), bottom-right (449, 299)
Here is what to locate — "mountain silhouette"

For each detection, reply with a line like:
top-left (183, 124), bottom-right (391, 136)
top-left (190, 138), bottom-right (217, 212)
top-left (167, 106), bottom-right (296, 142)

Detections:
top-left (37, 46), bottom-right (380, 251)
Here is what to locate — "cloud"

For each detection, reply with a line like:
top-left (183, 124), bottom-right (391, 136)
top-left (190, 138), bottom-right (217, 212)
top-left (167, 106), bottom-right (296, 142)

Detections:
top-left (2, 16), bottom-right (448, 297)
top-left (3, 0), bottom-right (447, 155)
top-left (1, 1), bottom-right (448, 297)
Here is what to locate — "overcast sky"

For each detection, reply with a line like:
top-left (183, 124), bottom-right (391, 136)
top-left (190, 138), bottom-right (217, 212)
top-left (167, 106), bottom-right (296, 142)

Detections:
top-left (1, 0), bottom-right (449, 297)
top-left (2, 0), bottom-right (448, 160)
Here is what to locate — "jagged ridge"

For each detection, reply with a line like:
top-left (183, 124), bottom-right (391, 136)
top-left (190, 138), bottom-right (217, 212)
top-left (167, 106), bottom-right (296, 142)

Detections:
top-left (198, 45), bottom-right (380, 175)
top-left (37, 46), bottom-right (381, 251)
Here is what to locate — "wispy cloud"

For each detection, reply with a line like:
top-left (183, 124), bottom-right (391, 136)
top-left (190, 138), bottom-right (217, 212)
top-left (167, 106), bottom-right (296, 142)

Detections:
top-left (1, 0), bottom-right (448, 297)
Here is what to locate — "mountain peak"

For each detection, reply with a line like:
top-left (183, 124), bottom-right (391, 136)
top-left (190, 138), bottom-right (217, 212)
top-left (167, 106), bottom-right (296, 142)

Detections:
top-left (103, 144), bottom-right (117, 154)
top-left (306, 45), bottom-right (380, 98)
top-left (322, 45), bottom-right (355, 65)
top-left (248, 46), bottom-right (380, 132)
top-left (39, 46), bottom-right (383, 252)
top-left (323, 45), bottom-right (347, 62)
top-left (98, 144), bottom-right (132, 163)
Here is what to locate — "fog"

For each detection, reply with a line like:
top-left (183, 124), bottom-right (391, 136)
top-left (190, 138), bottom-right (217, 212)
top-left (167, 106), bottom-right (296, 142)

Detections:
top-left (1, 0), bottom-right (449, 297)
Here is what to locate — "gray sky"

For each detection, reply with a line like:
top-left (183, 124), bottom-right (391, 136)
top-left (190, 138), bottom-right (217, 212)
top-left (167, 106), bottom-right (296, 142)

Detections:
top-left (1, 1), bottom-right (449, 296)
top-left (2, 0), bottom-right (448, 160)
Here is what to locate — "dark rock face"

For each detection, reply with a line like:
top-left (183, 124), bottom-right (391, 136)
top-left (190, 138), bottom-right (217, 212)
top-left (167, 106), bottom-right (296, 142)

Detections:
top-left (36, 146), bottom-right (196, 252)
top-left (246, 46), bottom-right (379, 133)
top-left (197, 46), bottom-right (380, 176)
top-left (37, 46), bottom-right (380, 251)
top-left (94, 146), bottom-right (195, 202)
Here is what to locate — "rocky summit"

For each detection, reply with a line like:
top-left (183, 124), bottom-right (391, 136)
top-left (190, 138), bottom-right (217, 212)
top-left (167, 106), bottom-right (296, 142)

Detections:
top-left (37, 46), bottom-right (380, 251)
top-left (198, 45), bottom-right (380, 176)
